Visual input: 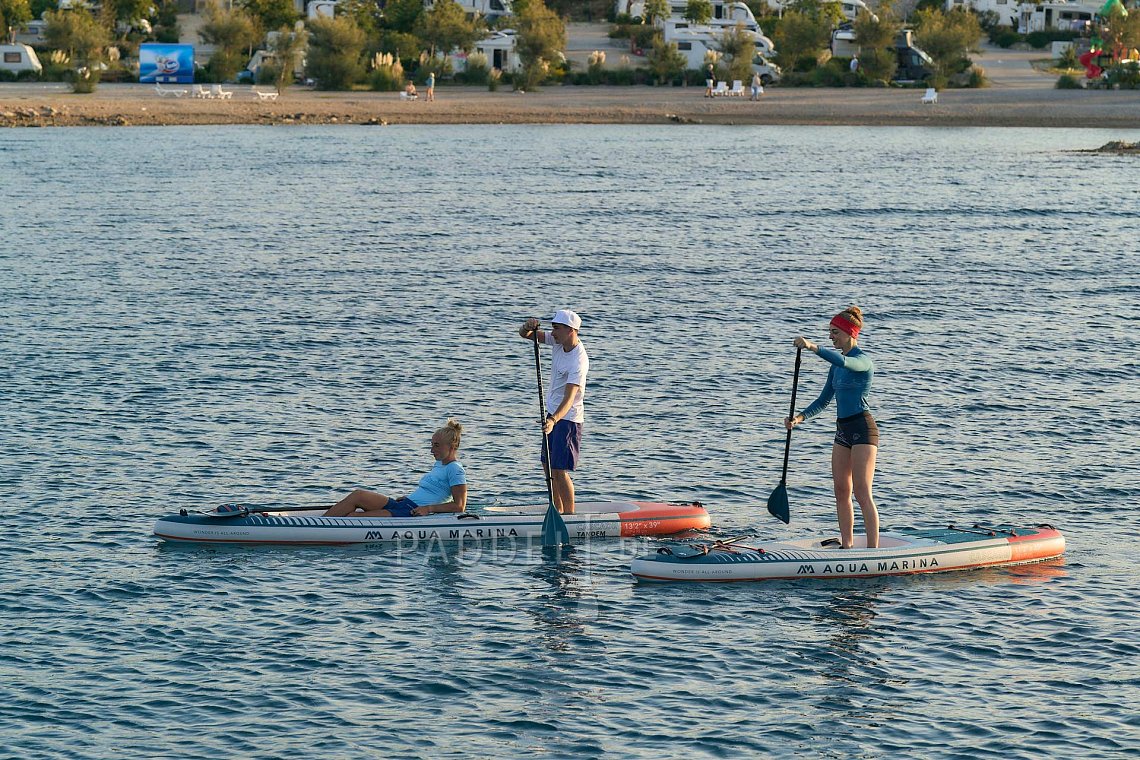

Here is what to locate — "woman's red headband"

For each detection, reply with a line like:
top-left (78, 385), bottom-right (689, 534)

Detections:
top-left (830, 314), bottom-right (860, 339)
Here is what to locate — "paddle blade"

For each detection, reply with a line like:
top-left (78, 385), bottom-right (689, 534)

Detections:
top-left (541, 502), bottom-right (570, 547)
top-left (767, 482), bottom-right (790, 524)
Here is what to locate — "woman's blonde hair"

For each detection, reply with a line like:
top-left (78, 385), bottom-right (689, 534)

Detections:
top-left (837, 305), bottom-right (864, 329)
top-left (436, 418), bottom-right (463, 449)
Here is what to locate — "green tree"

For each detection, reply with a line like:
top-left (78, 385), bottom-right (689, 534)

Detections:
top-left (105, 0), bottom-right (150, 24)
top-left (268, 23), bottom-right (307, 93)
top-left (382, 0), bottom-right (424, 34)
top-left (772, 10), bottom-right (831, 69)
top-left (417, 0), bottom-right (481, 57)
top-left (1, 0), bottom-right (33, 34)
top-left (242, 0), bottom-right (297, 33)
top-left (337, 0), bottom-right (384, 38)
top-left (786, 0), bottom-right (845, 28)
top-left (853, 1), bottom-right (899, 82)
top-left (1100, 4), bottom-right (1140, 57)
top-left (717, 22), bottom-right (756, 82)
top-left (643, 0), bottom-right (669, 25)
top-left (306, 15), bottom-right (366, 89)
top-left (199, 0), bottom-right (261, 82)
top-left (515, 0), bottom-right (565, 90)
top-left (913, 7), bottom-right (981, 84)
top-left (647, 31), bottom-right (686, 83)
top-left (683, 0), bottom-right (712, 25)
top-left (44, 7), bottom-right (109, 64)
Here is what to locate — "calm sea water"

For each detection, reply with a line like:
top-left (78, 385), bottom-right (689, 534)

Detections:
top-left (2, 124), bottom-right (1139, 759)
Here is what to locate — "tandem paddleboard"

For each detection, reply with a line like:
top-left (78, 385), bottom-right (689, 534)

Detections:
top-left (154, 500), bottom-right (710, 546)
top-left (630, 523), bottom-right (1065, 582)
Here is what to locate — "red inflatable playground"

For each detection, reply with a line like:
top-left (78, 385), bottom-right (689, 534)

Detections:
top-left (1079, 0), bottom-right (1138, 78)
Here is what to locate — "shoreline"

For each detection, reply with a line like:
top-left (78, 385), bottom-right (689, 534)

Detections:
top-left (3, 82), bottom-right (1140, 128)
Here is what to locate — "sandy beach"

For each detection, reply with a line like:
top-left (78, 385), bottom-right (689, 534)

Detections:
top-left (3, 45), bottom-right (1139, 128)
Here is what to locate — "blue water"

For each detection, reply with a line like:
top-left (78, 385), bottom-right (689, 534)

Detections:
top-left (2, 125), bottom-right (1139, 758)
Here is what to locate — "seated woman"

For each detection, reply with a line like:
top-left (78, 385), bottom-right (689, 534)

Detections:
top-left (324, 420), bottom-right (466, 518)
top-left (404, 81), bottom-right (418, 98)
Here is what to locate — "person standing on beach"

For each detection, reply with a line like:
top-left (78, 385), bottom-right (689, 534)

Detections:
top-left (518, 310), bottom-right (589, 515)
top-left (785, 306), bottom-right (880, 549)
top-left (750, 71), bottom-right (764, 100)
top-left (426, 71), bottom-right (435, 101)
top-left (705, 62), bottom-right (715, 96)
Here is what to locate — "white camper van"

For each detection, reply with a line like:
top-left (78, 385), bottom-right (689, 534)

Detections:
top-left (0, 44), bottom-right (43, 75)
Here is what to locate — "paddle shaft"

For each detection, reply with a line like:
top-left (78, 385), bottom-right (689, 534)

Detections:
top-left (532, 329), bottom-right (556, 509)
top-left (779, 348), bottom-right (803, 485)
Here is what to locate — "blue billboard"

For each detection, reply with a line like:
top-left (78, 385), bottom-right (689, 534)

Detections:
top-left (139, 43), bottom-right (194, 84)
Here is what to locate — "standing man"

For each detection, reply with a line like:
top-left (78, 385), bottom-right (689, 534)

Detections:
top-left (519, 310), bottom-right (589, 515)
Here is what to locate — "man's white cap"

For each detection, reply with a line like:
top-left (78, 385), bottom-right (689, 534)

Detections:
top-left (550, 309), bottom-right (581, 331)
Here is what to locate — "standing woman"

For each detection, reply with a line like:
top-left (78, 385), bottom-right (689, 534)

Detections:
top-left (785, 306), bottom-right (880, 549)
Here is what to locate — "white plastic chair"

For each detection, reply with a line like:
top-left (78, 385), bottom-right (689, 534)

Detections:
top-left (191, 84), bottom-right (212, 98)
top-left (253, 89), bottom-right (278, 101)
top-left (921, 87), bottom-right (938, 104)
top-left (730, 80), bottom-right (745, 97)
top-left (713, 81), bottom-right (728, 97)
top-left (211, 84), bottom-right (233, 100)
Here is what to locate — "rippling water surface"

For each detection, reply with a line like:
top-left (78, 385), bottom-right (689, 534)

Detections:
top-left (2, 125), bottom-right (1138, 759)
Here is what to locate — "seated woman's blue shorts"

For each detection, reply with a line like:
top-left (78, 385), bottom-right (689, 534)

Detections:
top-left (386, 496), bottom-right (419, 518)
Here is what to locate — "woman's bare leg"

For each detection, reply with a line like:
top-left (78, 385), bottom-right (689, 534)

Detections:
top-left (832, 444), bottom-right (855, 548)
top-left (324, 489), bottom-right (390, 517)
top-left (851, 444), bottom-right (879, 548)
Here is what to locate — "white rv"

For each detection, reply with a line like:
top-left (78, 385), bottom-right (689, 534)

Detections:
top-left (431, 0), bottom-right (513, 20)
top-left (0, 44), bottom-right (43, 74)
top-left (620, 0), bottom-right (763, 28)
top-left (451, 29), bottom-right (522, 72)
top-left (663, 25), bottom-right (780, 79)
top-left (767, 0), bottom-right (876, 21)
top-left (663, 21), bottom-right (775, 57)
top-left (942, 0), bottom-right (1096, 30)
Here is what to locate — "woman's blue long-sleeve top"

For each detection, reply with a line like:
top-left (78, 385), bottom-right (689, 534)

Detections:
top-left (799, 346), bottom-right (874, 422)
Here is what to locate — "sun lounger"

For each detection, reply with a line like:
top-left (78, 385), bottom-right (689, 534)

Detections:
top-left (921, 87), bottom-right (938, 104)
top-left (253, 89), bottom-right (278, 101)
top-left (154, 83), bottom-right (187, 98)
top-left (400, 91), bottom-right (419, 100)
top-left (730, 80), bottom-right (745, 97)
top-left (191, 84), bottom-right (212, 99)
top-left (210, 84), bottom-right (233, 100)
top-left (713, 81), bottom-right (728, 97)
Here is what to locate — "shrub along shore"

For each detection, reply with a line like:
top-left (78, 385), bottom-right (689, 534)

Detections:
top-left (2, 82), bottom-right (1140, 128)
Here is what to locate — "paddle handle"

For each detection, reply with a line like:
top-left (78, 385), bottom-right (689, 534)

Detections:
top-left (532, 328), bottom-right (556, 508)
top-left (779, 348), bottom-right (803, 484)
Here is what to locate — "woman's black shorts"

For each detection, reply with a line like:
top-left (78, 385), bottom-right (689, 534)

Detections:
top-left (835, 411), bottom-right (879, 449)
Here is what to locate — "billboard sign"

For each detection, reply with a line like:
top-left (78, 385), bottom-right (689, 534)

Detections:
top-left (139, 43), bottom-right (194, 84)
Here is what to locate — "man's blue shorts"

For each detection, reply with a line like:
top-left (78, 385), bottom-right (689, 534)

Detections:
top-left (386, 496), bottom-right (419, 517)
top-left (541, 419), bottom-right (582, 471)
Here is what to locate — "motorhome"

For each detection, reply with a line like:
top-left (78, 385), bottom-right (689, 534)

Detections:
top-left (662, 19), bottom-right (776, 55)
top-left (431, 0), bottom-right (513, 20)
top-left (941, 0), bottom-right (1097, 30)
top-left (0, 43), bottom-right (43, 75)
top-left (830, 28), bottom-right (933, 81)
top-left (663, 26), bottom-right (780, 80)
top-left (450, 29), bottom-right (522, 73)
top-left (766, 0), bottom-right (875, 21)
top-left (619, 0), bottom-right (763, 29)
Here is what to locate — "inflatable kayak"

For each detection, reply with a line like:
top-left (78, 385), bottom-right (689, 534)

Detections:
top-left (154, 500), bottom-right (710, 546)
top-left (630, 523), bottom-right (1064, 582)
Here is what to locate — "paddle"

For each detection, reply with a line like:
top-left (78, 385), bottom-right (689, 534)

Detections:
top-left (767, 347), bottom-right (802, 524)
top-left (532, 325), bottom-right (570, 547)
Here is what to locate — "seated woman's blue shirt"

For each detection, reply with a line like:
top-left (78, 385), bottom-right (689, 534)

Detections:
top-left (800, 347), bottom-right (874, 421)
top-left (408, 460), bottom-right (467, 506)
